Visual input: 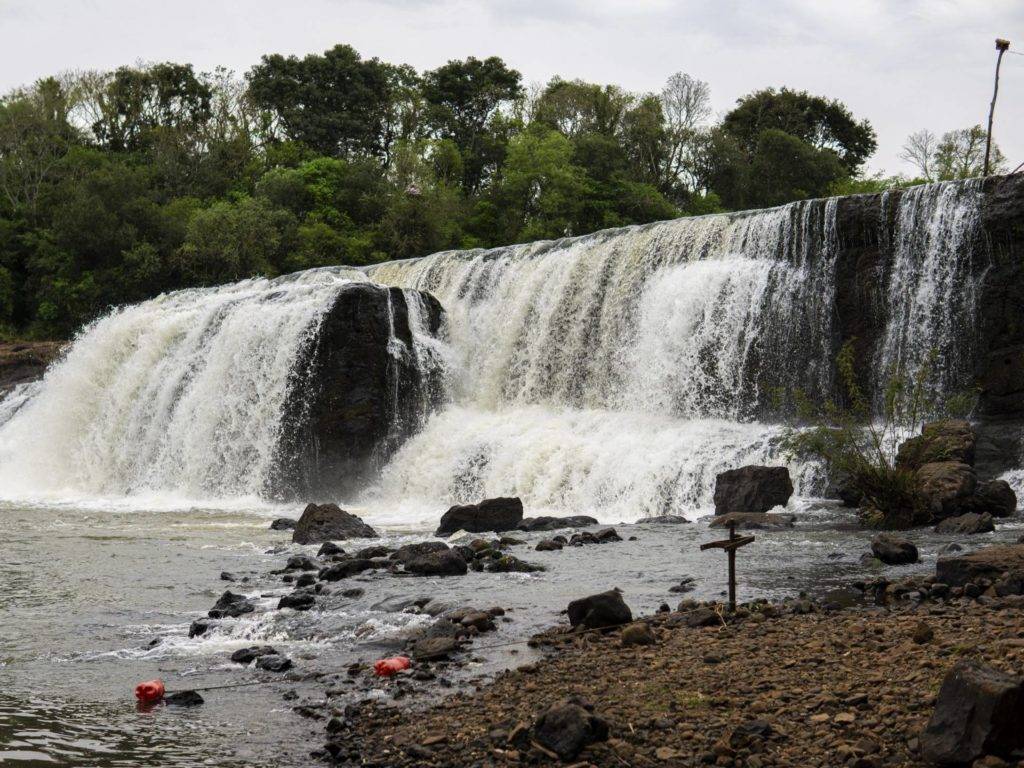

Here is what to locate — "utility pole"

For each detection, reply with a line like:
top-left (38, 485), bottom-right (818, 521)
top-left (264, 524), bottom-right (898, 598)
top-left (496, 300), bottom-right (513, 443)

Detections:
top-left (984, 39), bottom-right (1011, 177)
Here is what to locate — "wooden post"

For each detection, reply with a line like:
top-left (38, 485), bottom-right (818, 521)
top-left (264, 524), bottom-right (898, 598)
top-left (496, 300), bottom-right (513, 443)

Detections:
top-left (985, 39), bottom-right (1011, 177)
top-left (700, 516), bottom-right (755, 613)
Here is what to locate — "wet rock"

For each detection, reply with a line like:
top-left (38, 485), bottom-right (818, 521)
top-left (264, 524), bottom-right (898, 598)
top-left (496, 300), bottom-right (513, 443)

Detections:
top-left (535, 539), bottom-right (563, 551)
top-left (231, 645), bottom-right (279, 665)
top-left (596, 528), bottom-right (622, 542)
top-left (870, 534), bottom-right (919, 565)
top-left (208, 590), bottom-right (255, 619)
top-left (354, 545), bottom-right (393, 559)
top-left (285, 555), bottom-right (321, 571)
top-left (532, 698), bottom-right (609, 761)
top-left (435, 497), bottom-right (524, 536)
top-left (292, 503), bottom-right (377, 545)
top-left (485, 555), bottom-right (544, 573)
top-left (682, 607), bottom-right (721, 627)
top-left (256, 654), bottom-right (293, 672)
top-left (710, 512), bottom-right (795, 529)
top-left (635, 514), bottom-right (690, 524)
top-left (188, 619), bottom-right (213, 638)
top-left (269, 518), bottom-right (296, 532)
top-left (404, 547), bottom-right (468, 576)
top-left (219, 571), bottom-right (236, 581)
top-left (668, 577), bottom-right (696, 594)
top-left (392, 541), bottom-right (450, 564)
top-left (897, 419), bottom-right (977, 470)
top-left (567, 589), bottom-right (632, 630)
top-left (936, 544), bottom-right (1024, 587)
top-left (413, 636), bottom-right (460, 661)
top-left (934, 512), bottom-right (995, 535)
top-left (340, 587), bottom-right (365, 598)
top-left (995, 571), bottom-right (1024, 597)
top-left (318, 558), bottom-right (375, 581)
top-left (317, 542), bottom-right (345, 558)
top-left (915, 461), bottom-right (977, 520)
top-left (295, 573), bottom-right (316, 588)
top-left (941, 542), bottom-right (964, 554)
top-left (460, 611), bottom-right (496, 632)
top-left (921, 660), bottom-right (1024, 764)
top-left (620, 622), bottom-right (655, 647)
top-left (499, 536), bottom-right (526, 547)
top-left (518, 515), bottom-right (599, 532)
top-left (278, 591), bottom-right (316, 611)
top-left (164, 690), bottom-right (204, 707)
top-left (969, 480), bottom-right (1018, 518)
top-left (713, 465), bottom-right (793, 515)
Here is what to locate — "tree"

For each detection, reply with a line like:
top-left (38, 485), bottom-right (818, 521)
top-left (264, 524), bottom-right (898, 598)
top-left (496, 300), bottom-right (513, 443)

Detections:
top-left (899, 129), bottom-right (938, 181)
top-left (533, 78), bottom-right (633, 138)
top-left (659, 72), bottom-right (712, 196)
top-left (900, 126), bottom-right (1005, 181)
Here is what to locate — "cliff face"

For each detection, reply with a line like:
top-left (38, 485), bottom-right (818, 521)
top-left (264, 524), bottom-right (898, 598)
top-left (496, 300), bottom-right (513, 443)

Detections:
top-left (273, 283), bottom-right (447, 499)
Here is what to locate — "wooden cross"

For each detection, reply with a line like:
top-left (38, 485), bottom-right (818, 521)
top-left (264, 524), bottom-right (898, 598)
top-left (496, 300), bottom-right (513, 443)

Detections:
top-left (700, 519), bottom-right (755, 612)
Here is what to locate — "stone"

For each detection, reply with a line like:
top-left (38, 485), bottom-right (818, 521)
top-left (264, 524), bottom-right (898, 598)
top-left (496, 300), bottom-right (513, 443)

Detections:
top-left (341, 587), bottom-right (364, 598)
top-left (620, 622), bottom-right (656, 647)
top-left (532, 699), bottom-right (609, 761)
top-left (413, 636), bottom-right (460, 660)
top-left (484, 555), bottom-right (544, 573)
top-left (915, 461), bottom-right (977, 520)
top-left (709, 512), bottom-right (796, 529)
top-left (713, 465), bottom-right (794, 515)
top-left (208, 590), bottom-right (254, 619)
top-left (635, 514), bottom-right (690, 524)
top-left (969, 480), bottom-right (1018, 518)
top-left (897, 419), bottom-right (977, 470)
top-left (567, 589), bottom-right (633, 630)
top-left (164, 690), bottom-right (204, 707)
top-left (518, 515), bottom-right (599, 531)
top-left (391, 541), bottom-right (450, 563)
top-left (870, 534), bottom-right (918, 565)
top-left (683, 607), bottom-right (721, 627)
top-left (255, 654), bottom-right (293, 672)
top-left (278, 591), bottom-right (316, 611)
top-left (937, 545), bottom-right (1024, 587)
top-left (921, 660), bottom-right (1024, 764)
top-left (292, 503), bottom-right (377, 544)
top-left (460, 611), bottom-right (496, 632)
top-left (318, 559), bottom-right (375, 581)
top-left (188, 619), bottom-right (213, 638)
top-left (435, 497), bottom-right (524, 536)
top-left (934, 512), bottom-right (995, 535)
top-left (317, 542), bottom-right (346, 557)
top-left (284, 555), bottom-right (320, 571)
top-left (231, 645), bottom-right (279, 664)
top-left (269, 517), bottom-right (296, 531)
top-left (535, 539), bottom-right (564, 551)
top-left (404, 547), bottom-right (468, 576)
top-left (912, 621), bottom-right (934, 644)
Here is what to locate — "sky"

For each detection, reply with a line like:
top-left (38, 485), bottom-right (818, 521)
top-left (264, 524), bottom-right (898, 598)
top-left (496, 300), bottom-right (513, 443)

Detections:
top-left (1, 0), bottom-right (1023, 175)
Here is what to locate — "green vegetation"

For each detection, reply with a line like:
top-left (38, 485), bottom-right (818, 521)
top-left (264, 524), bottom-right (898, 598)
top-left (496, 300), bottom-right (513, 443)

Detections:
top-left (0, 43), bottom-right (989, 339)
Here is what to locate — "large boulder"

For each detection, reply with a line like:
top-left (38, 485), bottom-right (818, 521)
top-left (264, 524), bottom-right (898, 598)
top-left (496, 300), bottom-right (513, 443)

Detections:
top-left (532, 699), bottom-right (609, 762)
top-left (391, 541), bottom-right (450, 564)
top-left (936, 544), bottom-right (1024, 587)
top-left (292, 503), bottom-right (377, 544)
top-left (870, 533), bottom-right (918, 565)
top-left (713, 466), bottom-right (793, 515)
top-left (435, 497), bottom-right (524, 536)
top-left (274, 283), bottom-right (446, 498)
top-left (403, 546), bottom-right (468, 577)
top-left (897, 419), bottom-right (977, 471)
top-left (934, 512), bottom-right (995, 535)
top-left (518, 515), bottom-right (598, 532)
top-left (566, 589), bottom-right (633, 630)
top-left (921, 660), bottom-right (1024, 764)
top-left (967, 480), bottom-right (1018, 518)
top-left (915, 461), bottom-right (977, 521)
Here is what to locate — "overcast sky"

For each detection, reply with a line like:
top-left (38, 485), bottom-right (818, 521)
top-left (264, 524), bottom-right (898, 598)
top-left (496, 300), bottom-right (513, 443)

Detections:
top-left (2, 0), bottom-right (1023, 175)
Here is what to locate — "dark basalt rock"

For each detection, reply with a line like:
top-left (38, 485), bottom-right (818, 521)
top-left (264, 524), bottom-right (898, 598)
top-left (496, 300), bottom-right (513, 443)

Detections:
top-left (566, 589), bottom-right (632, 630)
top-left (713, 466), bottom-right (793, 515)
top-left (256, 654), bottom-right (293, 672)
top-left (535, 539), bottom-right (564, 551)
top-left (968, 479), bottom-right (1018, 518)
top-left (230, 645), bottom-right (279, 665)
top-left (532, 699), bottom-right (609, 761)
top-left (391, 541), bottom-right (450, 564)
top-left (404, 547), bottom-right (468, 577)
top-left (274, 283), bottom-right (446, 498)
top-left (188, 619), bottom-right (213, 638)
top-left (870, 534), bottom-right (919, 565)
top-left (635, 514), bottom-right (690, 524)
top-left (164, 690), bottom-right (204, 707)
top-left (284, 555), bottom-right (321, 571)
top-left (318, 558), bottom-right (375, 581)
top-left (317, 541), bottom-right (346, 558)
top-left (934, 512), bottom-right (995, 535)
top-left (292, 503), bottom-right (377, 545)
top-left (936, 544), bottom-right (1024, 587)
top-left (208, 591), bottom-right (254, 619)
top-left (518, 515), bottom-right (599, 532)
top-left (278, 591), bottom-right (316, 611)
top-left (484, 555), bottom-right (544, 573)
top-left (269, 518), bottom-right (296, 531)
top-left (435, 497), bottom-right (524, 536)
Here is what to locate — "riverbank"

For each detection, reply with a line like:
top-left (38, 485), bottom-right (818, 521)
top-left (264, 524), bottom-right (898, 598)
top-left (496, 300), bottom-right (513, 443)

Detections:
top-left (327, 595), bottom-right (1024, 767)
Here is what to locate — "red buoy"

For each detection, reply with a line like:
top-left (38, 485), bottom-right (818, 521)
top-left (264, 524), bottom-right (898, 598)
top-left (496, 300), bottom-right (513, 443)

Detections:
top-left (373, 656), bottom-right (411, 677)
top-left (135, 679), bottom-right (166, 703)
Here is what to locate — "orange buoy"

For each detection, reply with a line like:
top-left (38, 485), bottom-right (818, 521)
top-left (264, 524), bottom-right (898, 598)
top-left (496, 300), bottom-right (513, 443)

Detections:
top-left (373, 656), bottom-right (411, 677)
top-left (135, 679), bottom-right (166, 703)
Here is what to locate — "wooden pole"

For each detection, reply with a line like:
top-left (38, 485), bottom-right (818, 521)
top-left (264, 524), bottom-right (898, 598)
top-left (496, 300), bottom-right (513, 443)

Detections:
top-left (985, 39), bottom-right (1011, 177)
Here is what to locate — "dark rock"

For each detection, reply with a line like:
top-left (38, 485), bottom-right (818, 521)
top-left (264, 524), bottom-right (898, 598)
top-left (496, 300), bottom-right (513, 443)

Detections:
top-left (499, 536), bottom-right (526, 547)
top-left (354, 545), bottom-right (393, 559)
top-left (635, 514), bottom-right (690, 524)
top-left (937, 544), bottom-right (1024, 587)
top-left (435, 497), bottom-right (524, 536)
top-left (164, 690), bottom-right (204, 707)
top-left (230, 645), bottom-right (279, 664)
top-left (208, 590), bottom-right (254, 619)
top-left (269, 518), bottom-right (297, 531)
top-left (871, 534), bottom-right (919, 565)
top-left (921, 660), bottom-right (1024, 764)
top-left (412, 636), bottom-right (460, 661)
top-left (532, 699), bottom-right (609, 762)
top-left (292, 503), bottom-right (377, 545)
top-left (934, 512), bottom-right (995, 535)
top-left (535, 539), bottom-right (564, 552)
top-left (969, 480), bottom-right (1018, 518)
top-left (620, 622), bottom-right (656, 647)
top-left (518, 515), bottom-right (599, 532)
top-left (188, 619), bottom-right (213, 638)
top-left (459, 611), bottom-right (496, 632)
top-left (995, 571), bottom-right (1024, 597)
top-left (391, 541), bottom-right (450, 564)
top-left (341, 587), bottom-right (365, 598)
top-left (219, 571), bottom-right (236, 581)
top-left (485, 555), bottom-right (544, 573)
top-left (897, 420), bottom-right (977, 470)
top-left (713, 465), bottom-right (793, 515)
top-left (278, 591), bottom-right (316, 611)
top-left (567, 589), bottom-right (632, 630)
top-left (912, 621), bottom-right (934, 644)
top-left (318, 559), bottom-right (375, 581)
top-left (317, 542), bottom-right (346, 558)
top-left (256, 654), bottom-right (293, 672)
top-left (284, 555), bottom-right (321, 571)
top-left (683, 607), bottom-right (721, 627)
top-left (915, 461), bottom-right (977, 520)
top-left (668, 577), bottom-right (696, 594)
top-left (710, 512), bottom-right (795, 529)
top-left (596, 528), bottom-right (622, 542)
top-left (404, 547), bottom-right (468, 576)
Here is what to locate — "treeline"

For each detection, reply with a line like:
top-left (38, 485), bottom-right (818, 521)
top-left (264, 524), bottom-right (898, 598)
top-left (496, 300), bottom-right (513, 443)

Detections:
top-left (0, 43), bottom-right (972, 338)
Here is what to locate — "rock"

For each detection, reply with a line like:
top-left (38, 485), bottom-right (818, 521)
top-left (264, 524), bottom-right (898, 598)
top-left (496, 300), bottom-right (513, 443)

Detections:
top-left (969, 480), bottom-right (1018, 518)
top-left (934, 512), bottom-right (995, 535)
top-left (915, 461), bottom-right (977, 520)
top-left (219, 571), bottom-right (236, 581)
top-left (635, 514), bottom-right (690, 524)
top-left (208, 591), bottom-right (254, 619)
top-left (435, 497), bottom-right (524, 536)
top-left (392, 541), bottom-right (450, 563)
top-left (317, 542), bottom-right (346, 557)
top-left (499, 536), bottom-right (526, 547)
top-left (596, 528), bottom-right (622, 542)
top-left (354, 545), bottom-right (393, 559)
top-left (535, 539), bottom-right (564, 551)
top-left (318, 559), bottom-right (375, 581)
top-left (921, 660), bottom-right (1024, 764)
top-left (188, 619), bottom-right (213, 638)
top-left (231, 645), bottom-right (279, 664)
top-left (995, 571), bottom-right (1024, 597)
top-left (620, 622), bottom-right (655, 647)
top-left (255, 654), bottom-right (293, 672)
top-left (292, 503), bottom-right (377, 544)
top-left (341, 587), bottom-right (365, 598)
top-left (713, 465), bottom-right (793, 515)
top-left (412, 636), bottom-right (460, 661)
top-left (404, 547), bottom-right (468, 576)
top-left (269, 517), bottom-right (297, 531)
top-left (278, 591), bottom-right (316, 611)
top-left (683, 607), bottom-right (721, 627)
top-left (912, 620), bottom-right (934, 644)
top-left (284, 555), bottom-right (321, 571)
top-left (668, 577), bottom-right (696, 594)
top-left (709, 512), bottom-right (795, 529)
top-left (532, 699), bottom-right (609, 761)
top-left (567, 590), bottom-right (633, 630)
top-left (485, 555), bottom-right (544, 573)
top-left (164, 690), bottom-right (204, 707)
top-left (897, 419), bottom-right (977, 470)
top-left (870, 534), bottom-right (919, 565)
top-left (459, 611), bottom-right (496, 632)
top-left (518, 515), bottom-right (599, 531)
top-left (937, 544), bottom-right (1024, 587)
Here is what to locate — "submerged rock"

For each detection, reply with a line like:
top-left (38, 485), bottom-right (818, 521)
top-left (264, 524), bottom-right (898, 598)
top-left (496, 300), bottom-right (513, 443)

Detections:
top-left (269, 518), bottom-right (297, 531)
top-left (392, 541), bottom-right (450, 564)
top-left (256, 654), bottom-right (293, 672)
top-left (710, 512), bottom-right (795, 530)
top-left (164, 690), bottom-right (204, 707)
top-left (435, 497), bottom-right (524, 537)
top-left (208, 591), bottom-right (254, 619)
top-left (231, 645), bottom-right (279, 664)
top-left (278, 591), bottom-right (316, 611)
top-left (518, 515), bottom-right (598, 532)
top-left (318, 558), bottom-right (375, 581)
top-left (713, 465), bottom-right (793, 515)
top-left (567, 589), bottom-right (632, 630)
top-left (485, 555), bottom-right (544, 573)
top-left (292, 503), bottom-right (377, 544)
top-left (870, 534), bottom-right (918, 565)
